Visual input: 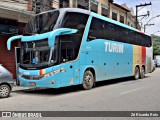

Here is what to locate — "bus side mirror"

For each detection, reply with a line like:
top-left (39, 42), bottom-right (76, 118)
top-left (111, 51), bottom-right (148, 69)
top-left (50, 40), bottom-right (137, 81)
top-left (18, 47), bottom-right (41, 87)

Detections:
top-left (60, 28), bottom-right (78, 35)
top-left (48, 28), bottom-right (78, 47)
top-left (7, 35), bottom-right (22, 50)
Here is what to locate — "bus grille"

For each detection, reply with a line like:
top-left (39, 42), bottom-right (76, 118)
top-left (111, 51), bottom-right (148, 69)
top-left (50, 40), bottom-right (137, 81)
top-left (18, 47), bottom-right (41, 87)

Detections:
top-left (21, 75), bottom-right (44, 80)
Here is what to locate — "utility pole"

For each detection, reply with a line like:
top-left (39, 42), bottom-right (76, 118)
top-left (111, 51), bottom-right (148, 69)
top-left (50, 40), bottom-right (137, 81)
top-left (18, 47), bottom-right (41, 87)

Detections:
top-left (144, 23), bottom-right (154, 32)
top-left (135, 2), bottom-right (152, 29)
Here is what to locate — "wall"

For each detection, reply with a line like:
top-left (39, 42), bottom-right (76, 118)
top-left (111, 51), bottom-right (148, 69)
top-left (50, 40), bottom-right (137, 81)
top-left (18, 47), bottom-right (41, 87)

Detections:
top-left (0, 0), bottom-right (28, 11)
top-left (0, 36), bottom-right (19, 79)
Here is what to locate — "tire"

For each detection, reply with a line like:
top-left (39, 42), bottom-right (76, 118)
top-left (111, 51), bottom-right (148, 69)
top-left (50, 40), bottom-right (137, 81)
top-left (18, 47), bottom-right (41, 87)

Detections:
top-left (134, 67), bottom-right (140, 80)
top-left (82, 71), bottom-right (95, 90)
top-left (0, 85), bottom-right (11, 98)
top-left (140, 67), bottom-right (145, 79)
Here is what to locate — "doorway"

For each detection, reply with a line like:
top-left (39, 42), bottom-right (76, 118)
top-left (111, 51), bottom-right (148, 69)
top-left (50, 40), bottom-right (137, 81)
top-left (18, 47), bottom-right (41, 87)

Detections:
top-left (15, 47), bottom-right (20, 85)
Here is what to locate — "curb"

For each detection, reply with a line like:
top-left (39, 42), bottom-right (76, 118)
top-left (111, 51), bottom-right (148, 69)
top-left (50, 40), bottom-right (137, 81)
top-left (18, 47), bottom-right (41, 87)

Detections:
top-left (12, 85), bottom-right (30, 91)
top-left (12, 82), bottom-right (30, 91)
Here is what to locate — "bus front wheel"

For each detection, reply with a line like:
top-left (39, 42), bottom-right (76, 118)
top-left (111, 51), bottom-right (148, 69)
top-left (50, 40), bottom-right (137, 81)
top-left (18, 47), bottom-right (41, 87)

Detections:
top-left (82, 71), bottom-right (94, 90)
top-left (134, 67), bottom-right (140, 80)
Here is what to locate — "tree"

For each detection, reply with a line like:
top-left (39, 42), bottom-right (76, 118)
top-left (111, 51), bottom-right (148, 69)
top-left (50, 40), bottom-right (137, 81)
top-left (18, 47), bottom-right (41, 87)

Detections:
top-left (152, 35), bottom-right (160, 55)
top-left (153, 43), bottom-right (160, 55)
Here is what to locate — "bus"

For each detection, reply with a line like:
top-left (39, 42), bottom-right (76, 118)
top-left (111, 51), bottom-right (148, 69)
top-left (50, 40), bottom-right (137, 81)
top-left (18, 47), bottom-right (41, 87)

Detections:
top-left (7, 8), bottom-right (152, 90)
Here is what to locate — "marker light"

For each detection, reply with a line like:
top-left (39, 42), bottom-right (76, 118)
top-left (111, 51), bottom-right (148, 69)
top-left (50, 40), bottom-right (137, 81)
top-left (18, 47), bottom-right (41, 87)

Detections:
top-left (39, 69), bottom-right (46, 76)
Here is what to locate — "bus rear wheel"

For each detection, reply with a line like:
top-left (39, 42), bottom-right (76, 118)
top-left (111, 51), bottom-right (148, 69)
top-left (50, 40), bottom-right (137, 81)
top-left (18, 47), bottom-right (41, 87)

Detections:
top-left (82, 71), bottom-right (94, 90)
top-left (134, 67), bottom-right (140, 80)
top-left (140, 67), bottom-right (145, 79)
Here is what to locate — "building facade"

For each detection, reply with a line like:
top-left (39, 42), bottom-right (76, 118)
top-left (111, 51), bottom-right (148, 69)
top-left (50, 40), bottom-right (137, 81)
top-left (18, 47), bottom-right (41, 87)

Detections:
top-left (50, 0), bottom-right (136, 28)
top-left (109, 3), bottom-right (130, 25)
top-left (51, 0), bottom-right (111, 17)
top-left (0, 0), bottom-right (138, 81)
top-left (0, 0), bottom-right (33, 79)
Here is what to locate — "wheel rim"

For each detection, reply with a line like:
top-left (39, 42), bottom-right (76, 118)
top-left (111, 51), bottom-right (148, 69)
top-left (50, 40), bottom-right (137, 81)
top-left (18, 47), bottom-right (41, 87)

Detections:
top-left (0, 86), bottom-right (10, 97)
top-left (141, 68), bottom-right (145, 78)
top-left (135, 68), bottom-right (139, 79)
top-left (84, 74), bottom-right (93, 88)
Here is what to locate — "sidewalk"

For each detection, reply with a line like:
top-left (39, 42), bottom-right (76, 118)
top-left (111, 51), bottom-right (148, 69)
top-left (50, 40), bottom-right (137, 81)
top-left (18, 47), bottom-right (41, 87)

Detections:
top-left (12, 81), bottom-right (30, 92)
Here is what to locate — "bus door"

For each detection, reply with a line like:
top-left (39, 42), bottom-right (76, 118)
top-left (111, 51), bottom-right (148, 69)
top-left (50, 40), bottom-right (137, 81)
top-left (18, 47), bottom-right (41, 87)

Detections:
top-left (59, 41), bottom-right (75, 87)
top-left (15, 47), bottom-right (21, 85)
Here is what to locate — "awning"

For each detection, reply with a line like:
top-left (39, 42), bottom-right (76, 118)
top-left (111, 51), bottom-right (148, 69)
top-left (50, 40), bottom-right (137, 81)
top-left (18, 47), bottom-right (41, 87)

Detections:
top-left (0, 5), bottom-right (34, 23)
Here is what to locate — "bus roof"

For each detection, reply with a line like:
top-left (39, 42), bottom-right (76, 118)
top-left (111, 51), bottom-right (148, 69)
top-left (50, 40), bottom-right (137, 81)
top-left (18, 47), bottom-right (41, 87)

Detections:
top-left (37, 8), bottom-right (91, 16)
top-left (37, 8), bottom-right (149, 36)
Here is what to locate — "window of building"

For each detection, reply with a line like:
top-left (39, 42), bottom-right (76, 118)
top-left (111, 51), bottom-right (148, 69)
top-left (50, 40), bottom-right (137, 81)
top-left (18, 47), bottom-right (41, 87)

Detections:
top-left (40, 0), bottom-right (52, 12)
top-left (120, 15), bottom-right (124, 23)
top-left (0, 18), bottom-right (18, 35)
top-left (128, 21), bottom-right (130, 26)
top-left (77, 0), bottom-right (89, 10)
top-left (101, 4), bottom-right (109, 17)
top-left (90, 1), bottom-right (98, 13)
top-left (59, 0), bottom-right (69, 8)
top-left (119, 12), bottom-right (125, 23)
top-left (112, 9), bottom-right (118, 21)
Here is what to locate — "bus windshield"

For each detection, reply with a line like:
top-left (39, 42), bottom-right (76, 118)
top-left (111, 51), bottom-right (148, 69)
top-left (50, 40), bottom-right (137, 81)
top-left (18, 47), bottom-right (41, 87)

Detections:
top-left (23, 10), bottom-right (59, 35)
top-left (21, 39), bottom-right (56, 68)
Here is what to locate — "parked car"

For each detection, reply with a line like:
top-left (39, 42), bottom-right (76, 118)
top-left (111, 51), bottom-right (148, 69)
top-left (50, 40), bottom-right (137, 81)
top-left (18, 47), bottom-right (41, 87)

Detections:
top-left (0, 64), bottom-right (14, 98)
top-left (152, 60), bottom-right (156, 72)
top-left (155, 59), bottom-right (160, 67)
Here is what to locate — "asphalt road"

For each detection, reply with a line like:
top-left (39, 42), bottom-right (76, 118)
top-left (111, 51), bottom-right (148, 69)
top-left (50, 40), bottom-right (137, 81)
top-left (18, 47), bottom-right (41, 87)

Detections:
top-left (1, 68), bottom-right (160, 120)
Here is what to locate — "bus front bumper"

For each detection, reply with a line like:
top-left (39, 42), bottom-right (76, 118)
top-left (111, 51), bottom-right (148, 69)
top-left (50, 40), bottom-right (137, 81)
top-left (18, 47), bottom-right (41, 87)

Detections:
top-left (19, 76), bottom-right (59, 88)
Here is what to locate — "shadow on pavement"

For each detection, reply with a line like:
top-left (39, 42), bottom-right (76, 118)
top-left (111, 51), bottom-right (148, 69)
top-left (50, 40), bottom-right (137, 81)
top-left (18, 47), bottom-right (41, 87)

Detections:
top-left (14, 76), bottom-right (150, 96)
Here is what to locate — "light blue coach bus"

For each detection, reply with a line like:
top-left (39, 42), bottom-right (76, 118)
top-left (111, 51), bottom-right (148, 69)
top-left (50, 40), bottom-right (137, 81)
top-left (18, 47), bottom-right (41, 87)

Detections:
top-left (7, 8), bottom-right (152, 90)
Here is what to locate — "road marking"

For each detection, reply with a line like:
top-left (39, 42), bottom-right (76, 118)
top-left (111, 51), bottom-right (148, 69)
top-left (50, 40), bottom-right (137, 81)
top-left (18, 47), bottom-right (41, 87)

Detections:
top-left (120, 87), bottom-right (144, 95)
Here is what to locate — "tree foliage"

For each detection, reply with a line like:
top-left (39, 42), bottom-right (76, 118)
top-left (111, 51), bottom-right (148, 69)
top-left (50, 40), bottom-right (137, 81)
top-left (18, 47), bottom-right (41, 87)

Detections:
top-left (152, 35), bottom-right (160, 55)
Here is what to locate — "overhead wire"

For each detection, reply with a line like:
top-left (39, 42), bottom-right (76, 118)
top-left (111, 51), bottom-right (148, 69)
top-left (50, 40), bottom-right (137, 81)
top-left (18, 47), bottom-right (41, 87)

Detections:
top-left (140, 0), bottom-right (146, 3)
top-left (136, 0), bottom-right (141, 4)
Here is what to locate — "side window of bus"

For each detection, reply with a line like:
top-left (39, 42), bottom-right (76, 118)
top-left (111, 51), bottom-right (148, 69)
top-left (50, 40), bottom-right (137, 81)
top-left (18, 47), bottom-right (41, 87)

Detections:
top-left (59, 12), bottom-right (89, 63)
top-left (136, 33), bottom-right (142, 46)
top-left (116, 25), bottom-right (129, 43)
top-left (128, 31), bottom-right (136, 44)
top-left (104, 22), bottom-right (117, 41)
top-left (144, 35), bottom-right (151, 47)
top-left (88, 17), bottom-right (151, 47)
top-left (62, 12), bottom-right (88, 35)
top-left (60, 41), bottom-right (74, 63)
top-left (88, 17), bottom-right (117, 41)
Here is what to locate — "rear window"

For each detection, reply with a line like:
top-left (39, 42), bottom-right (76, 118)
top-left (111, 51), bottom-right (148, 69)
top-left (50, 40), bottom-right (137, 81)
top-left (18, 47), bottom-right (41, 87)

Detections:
top-left (0, 65), bottom-right (10, 76)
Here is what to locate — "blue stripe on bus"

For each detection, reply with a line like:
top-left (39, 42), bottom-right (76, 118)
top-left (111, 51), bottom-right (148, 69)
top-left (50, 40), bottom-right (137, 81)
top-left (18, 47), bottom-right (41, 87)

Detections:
top-left (82, 39), bottom-right (133, 81)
